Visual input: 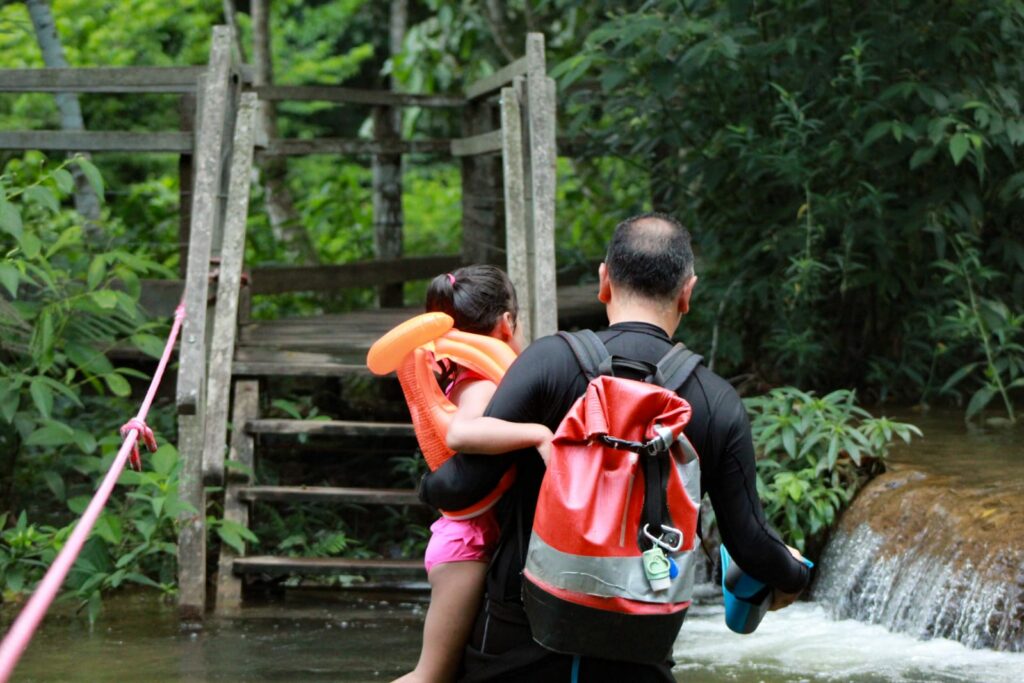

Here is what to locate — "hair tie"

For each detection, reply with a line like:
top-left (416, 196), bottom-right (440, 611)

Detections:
top-left (447, 273), bottom-right (456, 285)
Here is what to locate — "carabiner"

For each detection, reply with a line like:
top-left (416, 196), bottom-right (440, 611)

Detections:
top-left (642, 523), bottom-right (684, 553)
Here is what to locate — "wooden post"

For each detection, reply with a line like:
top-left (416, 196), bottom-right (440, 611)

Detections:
top-left (176, 25), bottom-right (234, 619)
top-left (524, 33), bottom-right (558, 338)
top-left (178, 94), bottom-right (195, 277)
top-left (372, 104), bottom-right (404, 307)
top-left (203, 93), bottom-right (257, 486)
top-left (460, 100), bottom-right (505, 265)
top-left (215, 379), bottom-right (259, 613)
top-left (500, 83), bottom-right (531, 343)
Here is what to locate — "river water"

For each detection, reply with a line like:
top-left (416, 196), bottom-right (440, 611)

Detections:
top-left (6, 412), bottom-right (1024, 682)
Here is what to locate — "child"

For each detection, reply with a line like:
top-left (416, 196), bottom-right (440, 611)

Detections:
top-left (395, 265), bottom-right (553, 683)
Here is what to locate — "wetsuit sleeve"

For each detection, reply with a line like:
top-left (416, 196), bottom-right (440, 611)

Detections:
top-left (418, 336), bottom-right (567, 511)
top-left (705, 391), bottom-right (811, 595)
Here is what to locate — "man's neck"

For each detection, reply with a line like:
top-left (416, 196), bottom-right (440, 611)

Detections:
top-left (605, 298), bottom-right (681, 338)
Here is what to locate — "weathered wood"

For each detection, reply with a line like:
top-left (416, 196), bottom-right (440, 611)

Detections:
top-left (245, 419), bottom-right (415, 438)
top-left (176, 26), bottom-right (234, 417)
top-left (259, 138), bottom-right (450, 157)
top-left (178, 94), bottom-right (196, 277)
top-left (0, 66), bottom-right (204, 92)
top-left (202, 93), bottom-right (257, 486)
top-left (460, 101), bottom-right (505, 264)
top-left (233, 556), bottom-right (424, 577)
top-left (253, 84), bottom-right (462, 108)
top-left (214, 380), bottom-right (258, 613)
top-left (176, 413), bottom-right (206, 619)
top-left (500, 84), bottom-right (531, 343)
top-left (237, 485), bottom-right (421, 506)
top-left (0, 130), bottom-right (193, 152)
top-left (526, 33), bottom-right (559, 339)
top-left (465, 56), bottom-right (528, 100)
top-left (450, 129), bottom-right (503, 157)
top-left (373, 105), bottom-right (404, 307)
top-left (234, 348), bottom-right (373, 377)
top-left (250, 254), bottom-right (461, 295)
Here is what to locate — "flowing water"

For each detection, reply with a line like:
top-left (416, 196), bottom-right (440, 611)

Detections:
top-left (5, 411), bottom-right (1023, 682)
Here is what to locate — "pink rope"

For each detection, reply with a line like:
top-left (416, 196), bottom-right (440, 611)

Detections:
top-left (0, 303), bottom-right (186, 683)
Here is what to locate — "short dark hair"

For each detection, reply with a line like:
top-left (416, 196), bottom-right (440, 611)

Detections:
top-left (425, 264), bottom-right (519, 335)
top-left (605, 212), bottom-right (694, 300)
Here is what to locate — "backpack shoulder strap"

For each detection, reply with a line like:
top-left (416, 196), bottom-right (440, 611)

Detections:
top-left (556, 330), bottom-right (611, 381)
top-left (655, 343), bottom-right (704, 391)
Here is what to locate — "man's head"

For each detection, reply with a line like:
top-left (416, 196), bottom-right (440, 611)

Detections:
top-left (599, 212), bottom-right (697, 318)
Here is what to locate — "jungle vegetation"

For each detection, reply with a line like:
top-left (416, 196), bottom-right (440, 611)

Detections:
top-left (0, 0), bottom-right (1019, 609)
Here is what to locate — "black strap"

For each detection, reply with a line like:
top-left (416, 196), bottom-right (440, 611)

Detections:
top-left (557, 330), bottom-right (609, 381)
top-left (655, 343), bottom-right (703, 391)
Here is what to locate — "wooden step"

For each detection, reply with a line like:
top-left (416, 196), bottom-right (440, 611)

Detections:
top-left (233, 347), bottom-right (374, 377)
top-left (245, 419), bottom-right (415, 437)
top-left (233, 556), bottom-right (425, 577)
top-left (237, 485), bottom-right (422, 506)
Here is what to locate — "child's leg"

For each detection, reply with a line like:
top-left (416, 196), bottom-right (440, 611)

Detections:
top-left (395, 560), bottom-right (487, 683)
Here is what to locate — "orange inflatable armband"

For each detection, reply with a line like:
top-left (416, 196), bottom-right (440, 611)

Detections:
top-left (367, 313), bottom-right (518, 519)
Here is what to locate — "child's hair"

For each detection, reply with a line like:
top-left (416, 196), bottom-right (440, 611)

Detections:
top-left (425, 265), bottom-right (519, 335)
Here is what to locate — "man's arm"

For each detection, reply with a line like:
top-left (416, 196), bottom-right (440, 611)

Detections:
top-left (706, 392), bottom-right (811, 595)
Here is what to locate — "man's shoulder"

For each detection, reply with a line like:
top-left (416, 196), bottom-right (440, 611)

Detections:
top-left (685, 363), bottom-right (746, 419)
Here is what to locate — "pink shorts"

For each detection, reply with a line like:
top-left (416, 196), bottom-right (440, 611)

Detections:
top-left (423, 512), bottom-right (500, 573)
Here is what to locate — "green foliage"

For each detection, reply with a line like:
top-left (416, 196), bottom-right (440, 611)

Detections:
top-left (746, 387), bottom-right (921, 551)
top-left (560, 0), bottom-right (1024, 411)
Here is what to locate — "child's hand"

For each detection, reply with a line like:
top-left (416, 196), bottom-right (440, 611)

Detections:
top-left (536, 427), bottom-right (554, 465)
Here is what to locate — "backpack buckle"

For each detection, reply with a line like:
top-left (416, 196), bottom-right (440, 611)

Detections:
top-left (643, 523), bottom-right (684, 553)
top-left (642, 425), bottom-right (675, 456)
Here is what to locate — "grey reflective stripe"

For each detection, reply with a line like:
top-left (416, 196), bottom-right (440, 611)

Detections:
top-left (674, 436), bottom-right (701, 512)
top-left (526, 533), bottom-right (697, 605)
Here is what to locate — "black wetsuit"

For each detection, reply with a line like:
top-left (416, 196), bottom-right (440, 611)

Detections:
top-left (420, 322), bottom-right (811, 682)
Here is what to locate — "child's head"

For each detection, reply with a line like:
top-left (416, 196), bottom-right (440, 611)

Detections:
top-left (426, 265), bottom-right (522, 351)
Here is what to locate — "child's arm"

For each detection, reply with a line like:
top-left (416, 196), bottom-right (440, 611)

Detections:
top-left (447, 379), bottom-right (553, 459)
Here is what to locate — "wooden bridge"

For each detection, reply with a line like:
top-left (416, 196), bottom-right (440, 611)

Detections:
top-left (1, 25), bottom-right (605, 617)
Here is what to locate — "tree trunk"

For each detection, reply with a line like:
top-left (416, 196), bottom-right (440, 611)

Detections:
top-left (251, 0), bottom-right (319, 265)
top-left (372, 0), bottom-right (408, 307)
top-left (25, 0), bottom-right (101, 234)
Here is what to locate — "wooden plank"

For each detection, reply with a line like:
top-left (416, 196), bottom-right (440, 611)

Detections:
top-left (237, 486), bottom-right (421, 506)
top-left (176, 413), bottom-right (206, 620)
top-left (0, 66), bottom-right (203, 92)
top-left (526, 33), bottom-right (559, 339)
top-left (249, 254), bottom-right (461, 294)
top-left (372, 105), bottom-right (404, 307)
top-left (178, 94), bottom-right (196, 277)
top-left (450, 129), bottom-right (503, 157)
top-left (233, 556), bottom-right (424, 577)
top-left (500, 83), bottom-right (531, 343)
top-left (214, 380), bottom-right (259, 613)
top-left (460, 101), bottom-right (505, 264)
top-left (253, 84), bottom-right (463, 108)
top-left (0, 130), bottom-right (193, 153)
top-left (259, 137), bottom-right (450, 157)
top-left (176, 25), bottom-right (234, 416)
top-left (202, 93), bottom-right (257, 486)
top-left (233, 348), bottom-right (371, 377)
top-left (245, 419), bottom-right (415, 438)
top-left (465, 56), bottom-right (528, 100)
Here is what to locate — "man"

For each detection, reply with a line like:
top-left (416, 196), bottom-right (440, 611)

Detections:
top-left (420, 213), bottom-right (811, 682)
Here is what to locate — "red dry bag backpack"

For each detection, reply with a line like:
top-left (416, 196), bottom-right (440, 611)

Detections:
top-left (523, 330), bottom-right (703, 664)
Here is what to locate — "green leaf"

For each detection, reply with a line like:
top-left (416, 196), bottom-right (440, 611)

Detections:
top-left (130, 334), bottom-right (166, 359)
top-left (0, 198), bottom-right (22, 239)
top-left (67, 496), bottom-right (91, 515)
top-left (103, 373), bottom-right (131, 397)
top-left (18, 232), bottom-right (41, 259)
top-left (909, 146), bottom-right (937, 170)
top-left (53, 168), bottom-right (75, 194)
top-left (949, 133), bottom-right (970, 165)
top-left (0, 263), bottom-right (19, 298)
top-left (65, 341), bottom-right (114, 376)
top-left (151, 444), bottom-right (177, 476)
top-left (217, 526), bottom-right (246, 554)
top-left (965, 386), bottom-right (995, 420)
top-left (94, 514), bottom-right (123, 545)
top-left (26, 423), bottom-right (76, 447)
top-left (25, 186), bottom-right (60, 214)
top-left (29, 378), bottom-right (53, 419)
top-left (75, 157), bottom-right (105, 201)
top-left (43, 471), bottom-right (66, 502)
top-left (939, 362), bottom-right (981, 394)
top-left (90, 291), bottom-right (118, 309)
top-left (87, 256), bottom-right (107, 291)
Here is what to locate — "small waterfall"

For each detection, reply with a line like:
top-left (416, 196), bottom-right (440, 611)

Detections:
top-left (813, 466), bottom-right (1024, 652)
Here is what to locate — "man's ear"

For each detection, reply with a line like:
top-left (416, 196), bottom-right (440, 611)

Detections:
top-left (598, 262), bottom-right (611, 303)
top-left (677, 275), bottom-right (698, 315)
